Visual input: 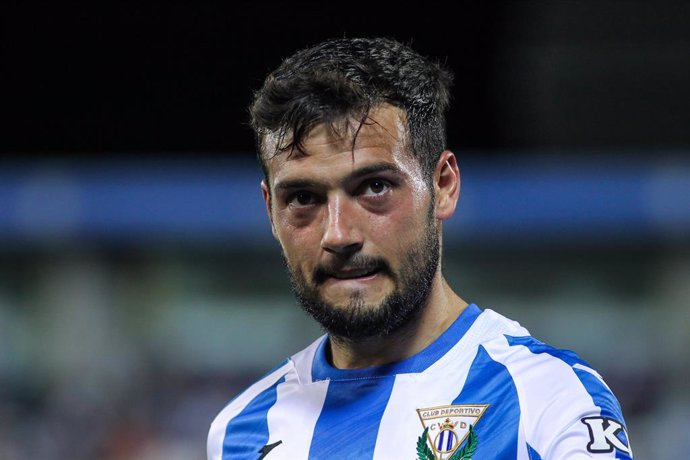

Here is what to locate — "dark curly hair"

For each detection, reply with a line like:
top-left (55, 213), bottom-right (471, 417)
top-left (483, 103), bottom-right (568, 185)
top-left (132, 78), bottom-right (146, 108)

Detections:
top-left (250, 37), bottom-right (454, 184)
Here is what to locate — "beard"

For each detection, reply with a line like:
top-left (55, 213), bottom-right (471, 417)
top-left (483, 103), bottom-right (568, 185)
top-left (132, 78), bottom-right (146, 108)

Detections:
top-left (283, 211), bottom-right (440, 341)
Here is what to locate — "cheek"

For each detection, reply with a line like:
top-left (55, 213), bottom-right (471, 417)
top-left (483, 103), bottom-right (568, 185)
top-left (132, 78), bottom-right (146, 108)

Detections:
top-left (275, 219), bottom-right (320, 267)
top-left (369, 199), bottom-right (427, 251)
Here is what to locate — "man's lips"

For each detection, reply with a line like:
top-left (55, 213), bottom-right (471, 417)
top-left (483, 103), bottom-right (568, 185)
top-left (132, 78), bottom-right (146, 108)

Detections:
top-left (313, 257), bottom-right (391, 285)
top-left (328, 267), bottom-right (382, 280)
top-left (314, 265), bottom-right (385, 284)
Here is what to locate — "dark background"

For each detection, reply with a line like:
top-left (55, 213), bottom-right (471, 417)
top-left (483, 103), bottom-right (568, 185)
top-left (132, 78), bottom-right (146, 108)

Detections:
top-left (3, 1), bottom-right (689, 156)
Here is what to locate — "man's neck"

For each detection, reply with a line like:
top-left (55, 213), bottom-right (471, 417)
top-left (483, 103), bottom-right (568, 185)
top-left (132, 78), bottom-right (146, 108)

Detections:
top-left (328, 276), bottom-right (468, 369)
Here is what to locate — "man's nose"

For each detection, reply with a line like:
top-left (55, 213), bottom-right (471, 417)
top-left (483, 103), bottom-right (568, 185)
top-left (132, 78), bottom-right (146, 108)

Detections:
top-left (321, 195), bottom-right (362, 256)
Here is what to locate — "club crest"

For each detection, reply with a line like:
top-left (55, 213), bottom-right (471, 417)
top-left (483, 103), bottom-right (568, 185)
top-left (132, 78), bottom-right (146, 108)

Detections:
top-left (416, 404), bottom-right (488, 460)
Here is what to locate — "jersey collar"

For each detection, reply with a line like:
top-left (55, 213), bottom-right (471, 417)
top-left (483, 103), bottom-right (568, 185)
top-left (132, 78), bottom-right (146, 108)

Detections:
top-left (311, 303), bottom-right (482, 381)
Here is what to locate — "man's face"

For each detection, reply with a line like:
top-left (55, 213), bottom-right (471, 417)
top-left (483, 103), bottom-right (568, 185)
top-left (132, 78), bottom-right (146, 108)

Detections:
top-left (261, 105), bottom-right (440, 340)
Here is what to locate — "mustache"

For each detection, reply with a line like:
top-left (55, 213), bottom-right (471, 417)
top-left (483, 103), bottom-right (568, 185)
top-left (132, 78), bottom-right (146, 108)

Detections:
top-left (313, 255), bottom-right (393, 285)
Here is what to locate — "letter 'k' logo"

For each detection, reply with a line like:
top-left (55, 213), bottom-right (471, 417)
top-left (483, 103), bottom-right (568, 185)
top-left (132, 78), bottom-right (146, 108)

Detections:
top-left (581, 417), bottom-right (632, 455)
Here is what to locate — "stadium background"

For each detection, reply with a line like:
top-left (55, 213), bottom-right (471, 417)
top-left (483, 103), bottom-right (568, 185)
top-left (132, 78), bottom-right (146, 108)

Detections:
top-left (1, 2), bottom-right (689, 458)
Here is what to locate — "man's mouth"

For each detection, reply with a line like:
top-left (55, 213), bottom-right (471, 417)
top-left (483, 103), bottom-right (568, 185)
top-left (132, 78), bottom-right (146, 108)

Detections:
top-left (313, 257), bottom-right (391, 285)
top-left (329, 267), bottom-right (381, 280)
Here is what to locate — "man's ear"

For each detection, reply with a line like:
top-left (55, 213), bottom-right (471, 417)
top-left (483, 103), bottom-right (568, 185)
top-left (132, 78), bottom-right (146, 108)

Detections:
top-left (433, 150), bottom-right (461, 221)
top-left (261, 180), bottom-right (278, 239)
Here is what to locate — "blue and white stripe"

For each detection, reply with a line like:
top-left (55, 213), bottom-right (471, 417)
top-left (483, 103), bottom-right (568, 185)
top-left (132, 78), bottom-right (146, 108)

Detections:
top-left (208, 304), bottom-right (633, 459)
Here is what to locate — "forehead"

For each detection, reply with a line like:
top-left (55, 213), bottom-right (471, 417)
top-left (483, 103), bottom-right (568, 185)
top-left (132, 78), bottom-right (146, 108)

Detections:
top-left (264, 105), bottom-right (419, 186)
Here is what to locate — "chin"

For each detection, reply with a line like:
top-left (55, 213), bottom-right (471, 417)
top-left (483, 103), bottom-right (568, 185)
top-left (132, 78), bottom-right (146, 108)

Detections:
top-left (322, 291), bottom-right (390, 311)
top-left (321, 278), bottom-right (392, 301)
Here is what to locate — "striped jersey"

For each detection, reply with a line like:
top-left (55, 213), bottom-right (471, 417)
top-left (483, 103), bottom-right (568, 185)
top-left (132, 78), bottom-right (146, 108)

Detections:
top-left (207, 304), bottom-right (633, 459)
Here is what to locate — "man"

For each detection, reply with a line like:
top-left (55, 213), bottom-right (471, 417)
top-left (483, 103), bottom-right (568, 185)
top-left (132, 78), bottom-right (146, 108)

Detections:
top-left (208, 37), bottom-right (633, 459)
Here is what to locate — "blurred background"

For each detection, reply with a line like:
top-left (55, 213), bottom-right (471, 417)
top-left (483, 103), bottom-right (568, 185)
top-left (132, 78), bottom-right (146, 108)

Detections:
top-left (1, 1), bottom-right (689, 458)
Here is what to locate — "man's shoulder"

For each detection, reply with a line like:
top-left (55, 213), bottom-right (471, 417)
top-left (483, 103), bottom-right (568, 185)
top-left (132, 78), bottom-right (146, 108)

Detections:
top-left (210, 333), bottom-right (325, 419)
top-left (472, 307), bottom-right (632, 454)
top-left (475, 308), bottom-right (597, 382)
top-left (471, 307), bottom-right (617, 405)
top-left (207, 335), bottom-right (327, 458)
top-left (210, 359), bottom-right (292, 426)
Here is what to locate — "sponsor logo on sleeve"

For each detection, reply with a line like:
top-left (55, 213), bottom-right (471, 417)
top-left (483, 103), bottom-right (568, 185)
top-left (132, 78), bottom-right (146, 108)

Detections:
top-left (581, 417), bottom-right (632, 455)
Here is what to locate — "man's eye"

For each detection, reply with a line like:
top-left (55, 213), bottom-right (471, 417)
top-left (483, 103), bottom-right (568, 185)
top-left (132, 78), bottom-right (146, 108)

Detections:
top-left (362, 180), bottom-right (390, 196)
top-left (288, 191), bottom-right (316, 207)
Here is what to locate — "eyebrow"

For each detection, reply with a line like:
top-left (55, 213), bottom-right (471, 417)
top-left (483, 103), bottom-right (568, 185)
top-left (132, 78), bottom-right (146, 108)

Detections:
top-left (273, 162), bottom-right (403, 192)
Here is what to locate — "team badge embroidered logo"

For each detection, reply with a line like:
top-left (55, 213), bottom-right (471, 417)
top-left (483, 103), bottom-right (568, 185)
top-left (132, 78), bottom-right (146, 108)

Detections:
top-left (416, 404), bottom-right (488, 460)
